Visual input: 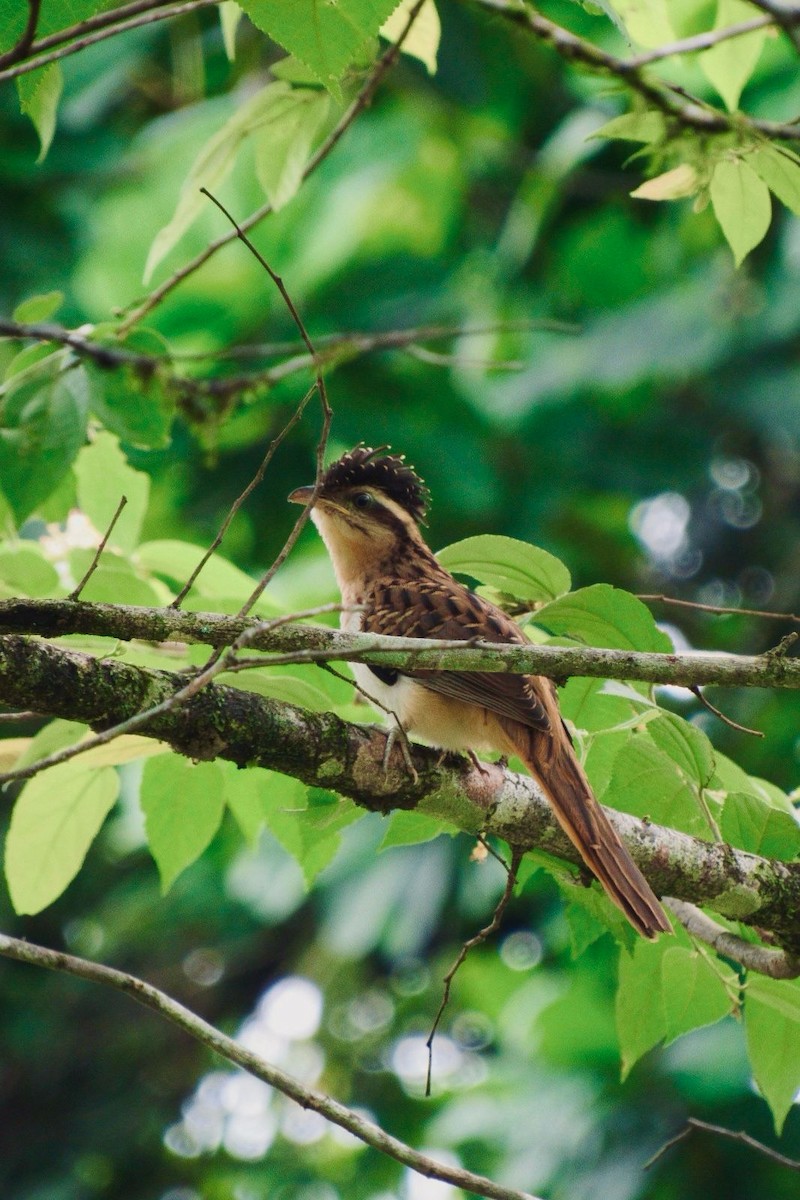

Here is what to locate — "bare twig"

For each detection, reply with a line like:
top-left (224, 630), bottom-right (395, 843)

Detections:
top-left (665, 898), bottom-right (800, 979)
top-left (628, 14), bottom-right (775, 67)
top-left (0, 0), bottom-right (42, 69)
top-left (645, 1116), bottom-right (800, 1172)
top-left (0, 932), bottom-right (539, 1200)
top-left (638, 594), bottom-right (800, 626)
top-left (169, 383), bottom-right (317, 607)
top-left (68, 495), bottom-right (128, 601)
top-left (425, 846), bottom-right (523, 1096)
top-left (0, 0), bottom-right (219, 84)
top-left (689, 686), bottom-right (764, 738)
top-left (24, 0), bottom-right (176, 56)
top-left (118, 0), bottom-right (428, 332)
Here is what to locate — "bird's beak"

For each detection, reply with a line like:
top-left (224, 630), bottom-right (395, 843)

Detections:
top-left (288, 485), bottom-right (315, 506)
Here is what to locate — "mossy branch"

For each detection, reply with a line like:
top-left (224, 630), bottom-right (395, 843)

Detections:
top-left (1, 633), bottom-right (798, 956)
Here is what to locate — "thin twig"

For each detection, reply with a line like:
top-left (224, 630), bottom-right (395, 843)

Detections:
top-left (0, 0), bottom-right (42, 69)
top-left (0, 933), bottom-right (539, 1200)
top-left (689, 686), bottom-right (764, 738)
top-left (638, 594), bottom-right (800, 626)
top-left (68, 495), bottom-right (128, 601)
top-left (118, 0), bottom-right (429, 332)
top-left (644, 1116), bottom-right (800, 1171)
top-left (25, 0), bottom-right (175, 56)
top-left (0, 710), bottom-right (41, 721)
top-left (0, 0), bottom-right (219, 84)
top-left (425, 846), bottom-right (523, 1097)
top-left (169, 383), bottom-right (317, 607)
top-left (665, 898), bottom-right (800, 979)
top-left (628, 14), bottom-right (775, 66)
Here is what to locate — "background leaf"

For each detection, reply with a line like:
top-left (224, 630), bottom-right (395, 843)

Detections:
top-left (141, 755), bottom-right (226, 890)
top-left (436, 534), bottom-right (571, 602)
top-left (710, 157), bottom-right (772, 265)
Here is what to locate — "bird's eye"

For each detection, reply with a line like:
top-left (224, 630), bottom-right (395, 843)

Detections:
top-left (353, 492), bottom-right (373, 510)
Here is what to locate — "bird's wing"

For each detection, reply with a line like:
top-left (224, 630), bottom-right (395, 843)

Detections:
top-left (364, 575), bottom-right (553, 735)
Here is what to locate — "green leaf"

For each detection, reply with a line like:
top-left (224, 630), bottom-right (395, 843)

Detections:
top-left (145, 82), bottom-right (315, 282)
top-left (224, 765), bottom-right (287, 846)
top-left (603, 734), bottom-right (712, 836)
top-left (710, 157), bottom-right (771, 266)
top-left (5, 764), bottom-right (119, 914)
top-left (661, 945), bottom-right (735, 1043)
top-left (608, 0), bottom-right (674, 47)
top-left (12, 291), bottom-right (64, 324)
top-left (648, 711), bottom-right (715, 788)
top-left (141, 755), bottom-right (226, 891)
top-left (533, 584), bottom-right (672, 651)
top-left (721, 791), bottom-right (800, 859)
top-left (436, 535), bottom-right (571, 603)
top-left (631, 164), bottom-right (699, 201)
top-left (700, 0), bottom-right (767, 112)
top-left (380, 0), bottom-right (441, 74)
top-left (14, 719), bottom-right (89, 770)
top-left (253, 87), bottom-right (330, 210)
top-left (86, 362), bottom-right (174, 450)
top-left (68, 550), bottom-right (164, 607)
top-left (592, 111), bottom-right (665, 144)
top-left (616, 937), bottom-right (671, 1077)
top-left (378, 810), bottom-right (452, 849)
top-left (74, 432), bottom-right (151, 554)
top-left (750, 144), bottom-right (800, 217)
top-left (0, 361), bottom-right (89, 521)
top-left (745, 977), bottom-right (800, 1133)
top-left (219, 0), bottom-right (244, 60)
top-left (218, 669), bottom-right (336, 711)
top-left (0, 543), bottom-right (59, 598)
top-left (238, 0), bottom-right (398, 90)
top-left (562, 883), bottom-right (635, 955)
top-left (137, 539), bottom-right (280, 609)
top-left (266, 784), bottom-right (362, 885)
top-left (17, 64), bottom-right (63, 161)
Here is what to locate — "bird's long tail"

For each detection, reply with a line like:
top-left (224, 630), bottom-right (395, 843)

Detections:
top-left (503, 723), bottom-right (671, 938)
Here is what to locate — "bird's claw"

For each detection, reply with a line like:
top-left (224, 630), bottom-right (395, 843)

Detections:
top-left (383, 725), bottom-right (419, 785)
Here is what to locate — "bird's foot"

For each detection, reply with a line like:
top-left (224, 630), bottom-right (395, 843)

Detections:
top-left (382, 724), bottom-right (419, 785)
top-left (467, 750), bottom-right (493, 779)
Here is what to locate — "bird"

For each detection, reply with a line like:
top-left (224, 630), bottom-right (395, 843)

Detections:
top-left (289, 444), bottom-right (670, 938)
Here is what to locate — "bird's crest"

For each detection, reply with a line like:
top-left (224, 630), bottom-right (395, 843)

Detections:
top-left (321, 445), bottom-right (429, 525)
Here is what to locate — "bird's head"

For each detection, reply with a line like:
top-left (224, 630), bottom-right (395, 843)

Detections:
top-left (288, 445), bottom-right (429, 574)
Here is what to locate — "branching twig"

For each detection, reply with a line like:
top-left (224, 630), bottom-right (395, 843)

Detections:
top-left (0, 932), bottom-right (539, 1200)
top-left (0, 0), bottom-right (41, 69)
top-left (425, 846), bottom-right (524, 1096)
top-left (689, 686), bottom-right (764, 738)
top-left (639, 594), bottom-right (800, 626)
top-left (68, 495), bottom-right (128, 601)
top-left (118, 0), bottom-right (428, 332)
top-left (645, 1116), bottom-right (800, 1171)
top-left (0, 0), bottom-right (219, 84)
top-left (665, 898), bottom-right (800, 979)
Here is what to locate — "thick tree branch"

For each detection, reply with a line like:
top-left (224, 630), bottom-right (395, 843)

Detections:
top-left (0, 932), bottom-right (538, 1200)
top-left (1, 598), bottom-right (798, 690)
top-left (1, 634), bottom-right (798, 953)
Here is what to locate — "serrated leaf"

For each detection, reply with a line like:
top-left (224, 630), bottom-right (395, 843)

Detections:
top-left (74, 432), bottom-right (150, 554)
top-left (238, 0), bottom-right (398, 90)
top-left (592, 111), bottom-right (665, 144)
top-left (649, 711), bottom-right (715, 787)
top-left (5, 764), bottom-right (119, 914)
top-left (86, 361), bottom-right (174, 450)
top-left (145, 82), bottom-right (309, 282)
top-left (750, 144), bottom-right (800, 217)
top-left (721, 791), bottom-right (800, 858)
top-left (141, 755), bottom-right (226, 890)
top-left (0, 543), bottom-right (59, 598)
top-left (700, 0), bottom-right (767, 112)
top-left (436, 535), bottom-right (571, 603)
top-left (380, 0), bottom-right (440, 74)
top-left (617, 937), bottom-right (671, 1077)
top-left (631, 164), bottom-right (699, 201)
top-left (378, 810), bottom-right (452, 849)
top-left (0, 362), bottom-right (89, 521)
top-left (562, 882), bottom-right (635, 956)
top-left (17, 63), bottom-right (63, 161)
top-left (12, 291), bottom-right (63, 324)
top-left (253, 87), bottom-right (330, 210)
top-left (710, 157), bottom-right (771, 266)
top-left (224, 765), bottom-right (292, 846)
top-left (745, 977), bottom-right (800, 1133)
top-left (534, 584), bottom-right (672, 651)
top-left (267, 785), bottom-right (362, 884)
top-left (219, 0), bottom-right (243, 60)
top-left (661, 945), bottom-right (734, 1042)
top-left (603, 735), bottom-right (712, 835)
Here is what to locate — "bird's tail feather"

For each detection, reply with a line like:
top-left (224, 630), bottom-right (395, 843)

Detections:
top-left (505, 724), bottom-right (671, 938)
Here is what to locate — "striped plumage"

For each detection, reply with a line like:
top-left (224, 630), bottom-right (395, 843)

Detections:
top-left (289, 446), bottom-right (670, 938)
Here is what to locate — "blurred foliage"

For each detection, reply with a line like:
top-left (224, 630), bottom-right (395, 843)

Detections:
top-left (1, 2), bottom-right (800, 1200)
